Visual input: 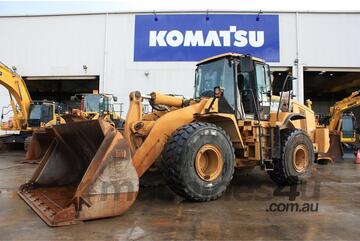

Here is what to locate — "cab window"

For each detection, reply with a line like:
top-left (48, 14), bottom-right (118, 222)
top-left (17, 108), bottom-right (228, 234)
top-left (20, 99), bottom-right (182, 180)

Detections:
top-left (194, 58), bottom-right (236, 111)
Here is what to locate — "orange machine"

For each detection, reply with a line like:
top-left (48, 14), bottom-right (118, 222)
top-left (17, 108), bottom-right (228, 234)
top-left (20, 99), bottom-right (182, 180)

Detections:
top-left (18, 53), bottom-right (329, 226)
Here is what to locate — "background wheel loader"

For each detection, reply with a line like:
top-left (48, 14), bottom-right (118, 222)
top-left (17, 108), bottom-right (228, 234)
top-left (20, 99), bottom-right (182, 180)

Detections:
top-left (65, 92), bottom-right (124, 129)
top-left (18, 53), bottom-right (330, 226)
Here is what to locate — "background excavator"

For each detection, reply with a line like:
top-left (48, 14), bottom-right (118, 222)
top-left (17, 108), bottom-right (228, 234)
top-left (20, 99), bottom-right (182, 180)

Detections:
top-left (0, 62), bottom-right (65, 150)
top-left (317, 90), bottom-right (360, 161)
top-left (18, 53), bottom-right (330, 226)
top-left (0, 61), bottom-right (123, 160)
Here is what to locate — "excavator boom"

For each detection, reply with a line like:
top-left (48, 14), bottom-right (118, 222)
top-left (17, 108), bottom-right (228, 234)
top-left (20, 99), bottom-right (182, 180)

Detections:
top-left (318, 90), bottom-right (360, 162)
top-left (0, 62), bottom-right (32, 130)
top-left (328, 90), bottom-right (360, 131)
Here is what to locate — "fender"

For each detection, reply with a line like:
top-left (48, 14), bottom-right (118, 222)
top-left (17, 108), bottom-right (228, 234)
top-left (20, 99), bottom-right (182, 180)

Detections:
top-left (281, 113), bottom-right (306, 129)
top-left (195, 113), bottom-right (244, 149)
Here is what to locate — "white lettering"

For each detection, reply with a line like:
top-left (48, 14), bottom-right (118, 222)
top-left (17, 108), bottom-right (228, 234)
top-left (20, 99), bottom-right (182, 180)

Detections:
top-left (148, 28), bottom-right (267, 48)
top-left (204, 31), bottom-right (221, 46)
top-left (249, 31), bottom-right (264, 47)
top-left (166, 30), bottom-right (184, 47)
top-left (219, 31), bottom-right (231, 46)
top-left (149, 31), bottom-right (167, 46)
top-left (229, 26), bottom-right (237, 32)
top-left (233, 30), bottom-right (248, 47)
top-left (183, 31), bottom-right (205, 46)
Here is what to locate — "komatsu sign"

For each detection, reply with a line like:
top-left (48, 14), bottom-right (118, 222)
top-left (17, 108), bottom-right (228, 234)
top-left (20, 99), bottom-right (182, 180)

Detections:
top-left (134, 14), bottom-right (279, 62)
top-left (149, 26), bottom-right (264, 48)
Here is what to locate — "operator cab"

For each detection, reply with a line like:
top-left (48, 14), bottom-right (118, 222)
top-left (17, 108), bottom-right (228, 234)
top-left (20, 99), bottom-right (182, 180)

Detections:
top-left (72, 93), bottom-right (117, 114)
top-left (195, 53), bottom-right (272, 120)
top-left (27, 101), bottom-right (57, 128)
top-left (340, 113), bottom-right (357, 143)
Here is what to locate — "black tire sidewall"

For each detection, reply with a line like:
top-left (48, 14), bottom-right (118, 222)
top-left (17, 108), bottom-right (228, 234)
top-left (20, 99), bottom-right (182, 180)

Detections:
top-left (283, 131), bottom-right (314, 182)
top-left (180, 126), bottom-right (234, 199)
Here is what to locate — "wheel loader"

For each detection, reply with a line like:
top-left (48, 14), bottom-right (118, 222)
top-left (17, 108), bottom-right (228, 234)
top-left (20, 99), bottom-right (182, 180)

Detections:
top-left (18, 53), bottom-right (330, 226)
top-left (65, 92), bottom-right (124, 129)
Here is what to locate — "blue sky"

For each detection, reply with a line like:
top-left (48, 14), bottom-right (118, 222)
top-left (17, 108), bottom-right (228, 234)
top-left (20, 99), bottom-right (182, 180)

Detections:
top-left (0, 1), bottom-right (123, 15)
top-left (0, 0), bottom-right (359, 16)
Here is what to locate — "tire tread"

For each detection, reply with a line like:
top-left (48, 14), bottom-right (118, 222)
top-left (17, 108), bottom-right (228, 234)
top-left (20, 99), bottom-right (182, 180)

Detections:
top-left (161, 122), bottom-right (235, 201)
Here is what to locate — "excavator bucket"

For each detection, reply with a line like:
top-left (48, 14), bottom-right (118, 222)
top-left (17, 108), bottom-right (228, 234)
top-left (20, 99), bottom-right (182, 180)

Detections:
top-left (317, 131), bottom-right (343, 164)
top-left (18, 120), bottom-right (138, 226)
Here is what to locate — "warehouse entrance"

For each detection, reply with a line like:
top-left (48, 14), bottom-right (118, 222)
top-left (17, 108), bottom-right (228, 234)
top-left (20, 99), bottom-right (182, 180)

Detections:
top-left (24, 76), bottom-right (99, 101)
top-left (303, 68), bottom-right (360, 126)
top-left (271, 67), bottom-right (293, 95)
top-left (23, 75), bottom-right (99, 113)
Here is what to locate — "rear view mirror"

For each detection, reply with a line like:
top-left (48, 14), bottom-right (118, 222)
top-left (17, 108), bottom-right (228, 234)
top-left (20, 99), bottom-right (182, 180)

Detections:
top-left (113, 96), bottom-right (118, 102)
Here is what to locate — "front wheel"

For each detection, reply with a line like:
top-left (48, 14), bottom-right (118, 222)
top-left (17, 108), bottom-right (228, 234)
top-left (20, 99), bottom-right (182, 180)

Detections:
top-left (268, 129), bottom-right (315, 185)
top-left (161, 122), bottom-right (235, 201)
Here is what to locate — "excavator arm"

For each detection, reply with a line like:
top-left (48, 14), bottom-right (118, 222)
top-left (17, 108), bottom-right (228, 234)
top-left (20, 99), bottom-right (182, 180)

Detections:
top-left (328, 90), bottom-right (360, 131)
top-left (0, 62), bottom-right (32, 130)
top-left (318, 90), bottom-right (360, 162)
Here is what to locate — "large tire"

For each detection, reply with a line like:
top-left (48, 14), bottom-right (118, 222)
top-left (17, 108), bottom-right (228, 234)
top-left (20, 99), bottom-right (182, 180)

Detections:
top-left (268, 129), bottom-right (314, 185)
top-left (161, 122), bottom-right (235, 201)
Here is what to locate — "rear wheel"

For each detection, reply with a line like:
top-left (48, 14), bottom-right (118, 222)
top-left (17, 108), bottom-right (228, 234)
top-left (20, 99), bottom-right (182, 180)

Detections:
top-left (267, 129), bottom-right (314, 185)
top-left (161, 122), bottom-right (235, 201)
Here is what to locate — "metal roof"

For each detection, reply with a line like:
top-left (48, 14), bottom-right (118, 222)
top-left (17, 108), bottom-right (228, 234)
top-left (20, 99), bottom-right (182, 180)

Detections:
top-left (1, 9), bottom-right (360, 18)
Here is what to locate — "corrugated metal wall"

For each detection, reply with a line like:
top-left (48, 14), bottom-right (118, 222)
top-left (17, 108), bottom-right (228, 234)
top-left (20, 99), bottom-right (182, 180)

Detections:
top-left (0, 11), bottom-right (360, 122)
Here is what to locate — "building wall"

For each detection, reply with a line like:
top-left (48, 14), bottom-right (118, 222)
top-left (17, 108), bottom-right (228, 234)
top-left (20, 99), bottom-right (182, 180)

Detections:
top-left (0, 11), bottom-right (360, 120)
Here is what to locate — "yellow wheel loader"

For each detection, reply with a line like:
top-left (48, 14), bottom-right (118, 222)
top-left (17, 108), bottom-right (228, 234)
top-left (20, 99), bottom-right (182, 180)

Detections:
top-left (18, 53), bottom-right (329, 226)
top-left (64, 93), bottom-right (124, 128)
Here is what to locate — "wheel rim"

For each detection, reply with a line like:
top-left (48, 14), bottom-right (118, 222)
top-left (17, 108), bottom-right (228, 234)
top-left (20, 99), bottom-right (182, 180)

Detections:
top-left (195, 144), bottom-right (224, 181)
top-left (292, 144), bottom-right (309, 173)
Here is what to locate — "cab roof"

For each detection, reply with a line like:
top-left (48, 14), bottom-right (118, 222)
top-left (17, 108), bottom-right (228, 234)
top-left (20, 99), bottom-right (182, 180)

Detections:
top-left (196, 53), bottom-right (265, 66)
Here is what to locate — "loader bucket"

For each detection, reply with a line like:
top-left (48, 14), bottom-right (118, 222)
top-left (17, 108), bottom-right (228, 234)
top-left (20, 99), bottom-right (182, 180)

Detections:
top-left (24, 128), bottom-right (55, 163)
top-left (61, 113), bottom-right (88, 123)
top-left (18, 120), bottom-right (139, 226)
top-left (25, 113), bottom-right (88, 163)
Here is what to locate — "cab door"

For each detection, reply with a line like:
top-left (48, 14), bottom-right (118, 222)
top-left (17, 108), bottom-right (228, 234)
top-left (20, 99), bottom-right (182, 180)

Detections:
top-left (235, 58), bottom-right (271, 121)
top-left (41, 104), bottom-right (55, 127)
top-left (254, 62), bottom-right (271, 120)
